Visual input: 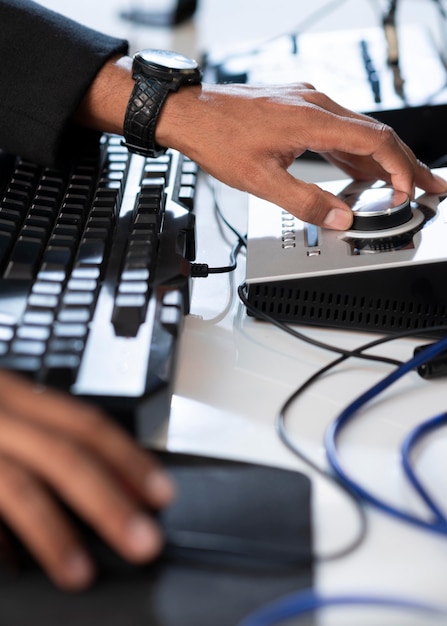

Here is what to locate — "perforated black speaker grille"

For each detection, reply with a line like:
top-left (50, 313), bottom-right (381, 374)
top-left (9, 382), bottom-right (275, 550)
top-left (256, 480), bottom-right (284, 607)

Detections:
top-left (246, 262), bottom-right (447, 334)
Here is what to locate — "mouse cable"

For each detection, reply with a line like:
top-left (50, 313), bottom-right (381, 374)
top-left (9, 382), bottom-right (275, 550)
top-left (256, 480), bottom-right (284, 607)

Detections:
top-left (237, 588), bottom-right (447, 626)
top-left (325, 335), bottom-right (447, 536)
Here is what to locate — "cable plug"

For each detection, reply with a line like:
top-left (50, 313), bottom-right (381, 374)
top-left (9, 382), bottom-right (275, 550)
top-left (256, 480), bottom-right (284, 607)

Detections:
top-left (190, 263), bottom-right (209, 278)
top-left (414, 343), bottom-right (447, 379)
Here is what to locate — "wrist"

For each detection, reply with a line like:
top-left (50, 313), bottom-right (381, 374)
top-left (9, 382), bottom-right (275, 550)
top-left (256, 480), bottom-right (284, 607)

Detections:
top-left (122, 49), bottom-right (202, 158)
top-left (154, 84), bottom-right (203, 155)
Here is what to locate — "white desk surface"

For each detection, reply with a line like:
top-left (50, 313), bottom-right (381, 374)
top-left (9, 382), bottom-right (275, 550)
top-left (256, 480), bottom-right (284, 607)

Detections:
top-left (38, 1), bottom-right (447, 623)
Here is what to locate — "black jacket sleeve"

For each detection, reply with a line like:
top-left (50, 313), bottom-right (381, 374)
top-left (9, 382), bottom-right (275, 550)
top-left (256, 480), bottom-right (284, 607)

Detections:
top-left (0, 0), bottom-right (129, 165)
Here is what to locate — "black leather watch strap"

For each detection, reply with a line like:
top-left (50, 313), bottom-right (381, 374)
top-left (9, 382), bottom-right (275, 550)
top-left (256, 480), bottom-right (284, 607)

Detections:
top-left (122, 75), bottom-right (170, 158)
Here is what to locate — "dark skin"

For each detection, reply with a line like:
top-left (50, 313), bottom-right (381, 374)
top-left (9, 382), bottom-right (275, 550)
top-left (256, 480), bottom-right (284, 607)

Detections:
top-left (77, 55), bottom-right (447, 228)
top-left (1, 52), bottom-right (446, 592)
top-left (0, 371), bottom-right (175, 590)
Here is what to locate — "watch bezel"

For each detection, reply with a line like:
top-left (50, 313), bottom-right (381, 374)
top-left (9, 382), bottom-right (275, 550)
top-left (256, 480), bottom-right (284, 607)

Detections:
top-left (133, 49), bottom-right (200, 82)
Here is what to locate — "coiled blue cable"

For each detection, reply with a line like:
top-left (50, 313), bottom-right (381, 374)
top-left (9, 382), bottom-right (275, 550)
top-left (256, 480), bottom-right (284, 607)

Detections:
top-left (325, 335), bottom-right (447, 534)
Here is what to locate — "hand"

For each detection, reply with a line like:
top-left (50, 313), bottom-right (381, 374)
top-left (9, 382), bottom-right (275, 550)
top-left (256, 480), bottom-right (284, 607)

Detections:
top-left (158, 82), bottom-right (447, 229)
top-left (0, 370), bottom-right (175, 591)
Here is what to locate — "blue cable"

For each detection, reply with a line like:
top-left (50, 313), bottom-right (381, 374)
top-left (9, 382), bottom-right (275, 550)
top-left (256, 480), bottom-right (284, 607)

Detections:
top-left (401, 411), bottom-right (447, 524)
top-left (239, 342), bottom-right (447, 626)
top-left (238, 589), bottom-right (447, 626)
top-left (325, 336), bottom-right (447, 534)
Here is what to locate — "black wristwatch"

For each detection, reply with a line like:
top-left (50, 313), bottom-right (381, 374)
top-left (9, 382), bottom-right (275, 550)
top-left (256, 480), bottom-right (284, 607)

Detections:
top-left (122, 49), bottom-right (202, 158)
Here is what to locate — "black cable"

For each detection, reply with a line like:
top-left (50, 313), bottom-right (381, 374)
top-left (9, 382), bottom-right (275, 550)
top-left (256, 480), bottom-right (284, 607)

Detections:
top-left (238, 281), bottom-right (402, 367)
top-left (205, 177), bottom-right (248, 250)
top-left (237, 284), bottom-right (397, 561)
top-left (277, 352), bottom-right (369, 562)
top-left (191, 177), bottom-right (247, 277)
top-left (238, 281), bottom-right (447, 560)
top-left (191, 238), bottom-right (245, 276)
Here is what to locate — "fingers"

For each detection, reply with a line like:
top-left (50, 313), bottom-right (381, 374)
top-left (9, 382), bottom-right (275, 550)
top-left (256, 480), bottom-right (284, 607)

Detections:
top-left (0, 409), bottom-right (165, 540)
top-left (165, 82), bottom-right (447, 230)
top-left (0, 371), bottom-right (175, 509)
top-left (0, 455), bottom-right (95, 590)
top-left (300, 89), bottom-right (447, 197)
top-left (0, 413), bottom-right (166, 586)
top-left (0, 371), bottom-right (176, 590)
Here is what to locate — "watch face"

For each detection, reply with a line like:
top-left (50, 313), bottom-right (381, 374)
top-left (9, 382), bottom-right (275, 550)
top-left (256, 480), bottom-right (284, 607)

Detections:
top-left (136, 49), bottom-right (199, 71)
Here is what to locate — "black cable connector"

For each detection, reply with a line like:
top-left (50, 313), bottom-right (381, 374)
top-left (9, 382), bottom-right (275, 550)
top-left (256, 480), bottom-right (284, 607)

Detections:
top-left (190, 263), bottom-right (210, 278)
top-left (414, 343), bottom-right (447, 379)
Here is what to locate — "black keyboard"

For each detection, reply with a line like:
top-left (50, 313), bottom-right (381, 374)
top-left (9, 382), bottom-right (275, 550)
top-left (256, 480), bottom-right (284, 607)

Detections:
top-left (0, 134), bottom-right (197, 434)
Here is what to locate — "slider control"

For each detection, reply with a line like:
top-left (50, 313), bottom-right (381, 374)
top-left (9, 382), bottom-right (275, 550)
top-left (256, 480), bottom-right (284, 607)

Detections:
top-left (306, 224), bottom-right (320, 256)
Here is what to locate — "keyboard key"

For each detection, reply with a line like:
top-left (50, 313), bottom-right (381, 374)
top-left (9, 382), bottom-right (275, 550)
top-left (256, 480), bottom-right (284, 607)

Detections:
top-left (40, 245), bottom-right (73, 274)
top-left (143, 162), bottom-right (170, 179)
top-left (0, 325), bottom-right (14, 341)
top-left (4, 236), bottom-right (45, 279)
top-left (112, 294), bottom-right (147, 337)
top-left (120, 268), bottom-right (150, 281)
top-left (160, 305), bottom-right (181, 331)
top-left (178, 185), bottom-right (196, 211)
top-left (11, 339), bottom-right (46, 356)
top-left (57, 307), bottom-right (91, 323)
top-left (16, 325), bottom-right (51, 341)
top-left (28, 293), bottom-right (59, 308)
top-left (76, 239), bottom-right (106, 265)
top-left (43, 353), bottom-right (81, 388)
top-left (71, 267), bottom-right (100, 280)
top-left (62, 291), bottom-right (95, 306)
top-left (118, 281), bottom-right (148, 294)
top-left (36, 269), bottom-right (66, 283)
top-left (0, 355), bottom-right (42, 375)
top-left (32, 281), bottom-right (62, 295)
top-left (162, 290), bottom-right (183, 307)
top-left (0, 217), bottom-right (19, 233)
top-left (53, 323), bottom-right (88, 338)
top-left (66, 278), bottom-right (97, 292)
top-left (23, 310), bottom-right (55, 325)
top-left (48, 338), bottom-right (84, 354)
top-left (0, 231), bottom-right (13, 265)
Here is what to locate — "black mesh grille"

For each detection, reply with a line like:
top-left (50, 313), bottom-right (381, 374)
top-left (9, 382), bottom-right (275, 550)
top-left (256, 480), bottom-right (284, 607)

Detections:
top-left (247, 263), bottom-right (447, 334)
